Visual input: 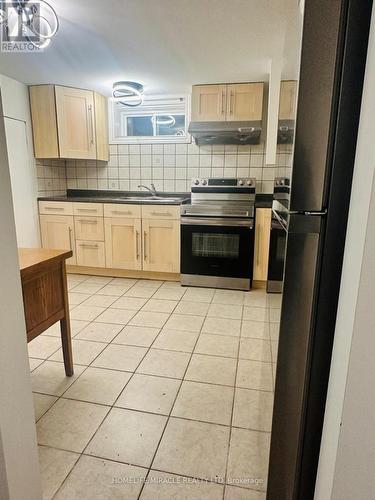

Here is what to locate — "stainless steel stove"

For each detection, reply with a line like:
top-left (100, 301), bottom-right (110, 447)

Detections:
top-left (180, 178), bottom-right (256, 290)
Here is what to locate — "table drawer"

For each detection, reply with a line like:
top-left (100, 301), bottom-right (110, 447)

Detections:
top-left (74, 216), bottom-right (104, 241)
top-left (104, 203), bottom-right (141, 218)
top-left (142, 205), bottom-right (180, 220)
top-left (39, 201), bottom-right (73, 216)
top-left (76, 240), bottom-right (105, 268)
top-left (73, 202), bottom-right (103, 217)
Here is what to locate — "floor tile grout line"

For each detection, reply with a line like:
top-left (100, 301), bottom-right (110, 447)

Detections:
top-left (49, 287), bottom-right (167, 500)
top-left (35, 276), bottom-right (275, 498)
top-left (40, 440), bottom-right (263, 496)
top-left (135, 290), bottom-right (212, 500)
top-left (222, 293), bottom-right (245, 500)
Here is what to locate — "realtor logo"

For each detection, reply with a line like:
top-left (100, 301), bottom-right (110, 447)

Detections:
top-left (0, 0), bottom-right (59, 52)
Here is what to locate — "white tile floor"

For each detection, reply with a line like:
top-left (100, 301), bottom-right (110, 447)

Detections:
top-left (29, 273), bottom-right (281, 500)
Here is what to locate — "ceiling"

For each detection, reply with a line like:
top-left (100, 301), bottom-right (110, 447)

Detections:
top-left (0, 0), bottom-right (302, 96)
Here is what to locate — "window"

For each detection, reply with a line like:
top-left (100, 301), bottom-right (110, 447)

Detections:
top-left (109, 95), bottom-right (190, 144)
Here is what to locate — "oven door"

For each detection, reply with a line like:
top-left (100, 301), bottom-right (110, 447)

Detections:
top-left (181, 217), bottom-right (254, 281)
top-left (267, 213), bottom-right (287, 293)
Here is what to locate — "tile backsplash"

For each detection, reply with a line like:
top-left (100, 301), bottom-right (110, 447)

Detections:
top-left (36, 143), bottom-right (293, 197)
top-left (36, 159), bottom-right (67, 197)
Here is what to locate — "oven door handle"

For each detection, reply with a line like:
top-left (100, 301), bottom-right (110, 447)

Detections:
top-left (181, 217), bottom-right (254, 228)
top-left (272, 208), bottom-right (288, 231)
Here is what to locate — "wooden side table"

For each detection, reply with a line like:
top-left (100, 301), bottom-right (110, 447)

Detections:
top-left (19, 248), bottom-right (74, 376)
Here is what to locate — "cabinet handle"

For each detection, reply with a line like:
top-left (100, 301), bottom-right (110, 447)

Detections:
top-left (230, 90), bottom-right (234, 115)
top-left (88, 104), bottom-right (94, 144)
top-left (68, 227), bottom-right (73, 251)
top-left (76, 208), bottom-right (97, 212)
top-left (151, 211), bottom-right (171, 217)
top-left (143, 231), bottom-right (147, 261)
top-left (256, 224), bottom-right (262, 266)
top-left (79, 243), bottom-right (99, 249)
top-left (45, 206), bottom-right (64, 211)
top-left (77, 219), bottom-right (98, 224)
top-left (112, 210), bottom-right (132, 215)
top-left (221, 90), bottom-right (225, 115)
top-left (136, 230), bottom-right (140, 259)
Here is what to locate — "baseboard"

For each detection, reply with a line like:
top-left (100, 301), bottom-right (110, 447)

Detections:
top-left (252, 280), bottom-right (267, 289)
top-left (66, 265), bottom-right (180, 282)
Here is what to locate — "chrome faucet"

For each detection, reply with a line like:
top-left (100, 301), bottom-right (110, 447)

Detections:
top-left (138, 183), bottom-right (157, 196)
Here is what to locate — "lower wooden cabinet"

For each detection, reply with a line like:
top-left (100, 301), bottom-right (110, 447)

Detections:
top-left (40, 214), bottom-right (76, 265)
top-left (104, 218), bottom-right (142, 270)
top-left (76, 241), bottom-right (105, 268)
top-left (142, 219), bottom-right (180, 273)
top-left (253, 208), bottom-right (272, 281)
top-left (39, 201), bottom-right (181, 274)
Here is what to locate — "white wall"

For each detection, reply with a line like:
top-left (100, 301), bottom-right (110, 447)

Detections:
top-left (0, 92), bottom-right (42, 499)
top-left (0, 74), bottom-right (40, 247)
top-left (314, 7), bottom-right (375, 499)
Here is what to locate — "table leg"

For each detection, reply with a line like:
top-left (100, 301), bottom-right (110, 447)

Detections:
top-left (60, 262), bottom-right (74, 376)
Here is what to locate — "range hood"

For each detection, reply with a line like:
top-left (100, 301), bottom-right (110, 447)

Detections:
top-left (188, 121), bottom-right (262, 145)
top-left (277, 120), bottom-right (295, 144)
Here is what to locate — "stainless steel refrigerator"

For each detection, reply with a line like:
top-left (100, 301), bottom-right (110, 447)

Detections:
top-left (267, 1), bottom-right (373, 499)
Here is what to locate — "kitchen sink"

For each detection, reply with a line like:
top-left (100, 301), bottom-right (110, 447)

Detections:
top-left (113, 196), bottom-right (184, 203)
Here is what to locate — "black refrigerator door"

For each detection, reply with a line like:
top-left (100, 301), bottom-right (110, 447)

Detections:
top-left (290, 1), bottom-right (343, 212)
top-left (267, 214), bottom-right (322, 499)
top-left (267, 0), bottom-right (373, 499)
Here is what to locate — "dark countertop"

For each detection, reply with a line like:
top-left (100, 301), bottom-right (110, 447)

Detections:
top-left (38, 189), bottom-right (191, 206)
top-left (255, 193), bottom-right (273, 208)
top-left (38, 189), bottom-right (274, 208)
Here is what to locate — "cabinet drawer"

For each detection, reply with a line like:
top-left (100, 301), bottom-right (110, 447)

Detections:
top-left (39, 201), bottom-right (73, 216)
top-left (73, 202), bottom-right (103, 216)
top-left (104, 203), bottom-right (141, 218)
top-left (142, 205), bottom-right (180, 220)
top-left (74, 216), bottom-right (104, 241)
top-left (76, 240), bottom-right (105, 268)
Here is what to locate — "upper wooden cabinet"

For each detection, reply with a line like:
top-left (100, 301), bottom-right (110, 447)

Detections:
top-left (191, 84), bottom-right (227, 121)
top-left (29, 84), bottom-right (109, 161)
top-left (279, 80), bottom-right (298, 120)
top-left (191, 82), bottom-right (264, 122)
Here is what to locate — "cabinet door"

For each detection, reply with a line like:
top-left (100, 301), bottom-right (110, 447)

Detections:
top-left (40, 214), bottom-right (76, 265)
top-left (191, 85), bottom-right (227, 121)
top-left (55, 86), bottom-right (96, 159)
top-left (76, 241), bottom-right (105, 268)
top-left (226, 83), bottom-right (264, 121)
top-left (94, 92), bottom-right (109, 162)
top-left (142, 219), bottom-right (180, 273)
top-left (279, 81), bottom-right (298, 120)
top-left (29, 85), bottom-right (59, 159)
top-left (74, 217), bottom-right (104, 241)
top-left (253, 208), bottom-right (272, 281)
top-left (104, 218), bottom-right (142, 270)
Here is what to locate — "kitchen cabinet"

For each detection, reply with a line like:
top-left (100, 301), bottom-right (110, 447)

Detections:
top-left (105, 217), bottom-right (142, 270)
top-left (142, 218), bottom-right (180, 273)
top-left (55, 86), bottom-right (97, 160)
top-left (40, 214), bottom-right (76, 265)
top-left (191, 82), bottom-right (264, 122)
top-left (226, 83), bottom-right (264, 121)
top-left (191, 85), bottom-right (227, 122)
top-left (74, 216), bottom-right (104, 241)
top-left (38, 200), bottom-right (180, 275)
top-left (29, 85), bottom-right (109, 161)
top-left (279, 80), bottom-right (298, 120)
top-left (76, 241), bottom-right (105, 268)
top-left (253, 208), bottom-right (272, 281)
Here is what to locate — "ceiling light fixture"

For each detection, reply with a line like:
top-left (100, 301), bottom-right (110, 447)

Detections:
top-left (113, 81), bottom-right (144, 107)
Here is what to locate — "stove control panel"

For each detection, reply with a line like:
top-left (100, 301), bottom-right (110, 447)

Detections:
top-left (191, 178), bottom-right (256, 188)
